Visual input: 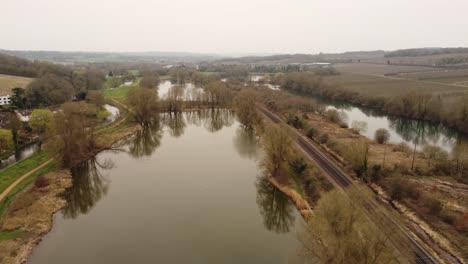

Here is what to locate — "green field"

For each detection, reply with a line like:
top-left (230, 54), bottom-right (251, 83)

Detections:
top-left (103, 86), bottom-right (133, 100)
top-left (0, 74), bottom-right (33, 95)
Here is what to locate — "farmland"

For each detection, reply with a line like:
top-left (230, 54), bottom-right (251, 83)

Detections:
top-left (362, 51), bottom-right (468, 68)
top-left (327, 65), bottom-right (468, 98)
top-left (0, 74), bottom-right (33, 95)
top-left (327, 74), bottom-right (468, 98)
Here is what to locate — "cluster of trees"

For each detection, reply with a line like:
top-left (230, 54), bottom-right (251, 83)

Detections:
top-left (384, 93), bottom-right (468, 134)
top-left (45, 102), bottom-right (104, 167)
top-left (280, 71), bottom-right (468, 135)
top-left (280, 72), bottom-right (326, 95)
top-left (0, 54), bottom-right (51, 78)
top-left (301, 189), bottom-right (411, 264)
top-left (437, 56), bottom-right (468, 66)
top-left (126, 86), bottom-right (160, 124)
top-left (0, 53), bottom-right (109, 108)
top-left (140, 70), bottom-right (160, 89)
top-left (169, 67), bottom-right (193, 84)
top-left (233, 90), bottom-right (258, 128)
top-left (385, 47), bottom-right (468, 57)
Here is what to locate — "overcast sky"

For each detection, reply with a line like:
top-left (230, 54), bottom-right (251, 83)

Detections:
top-left (1, 0), bottom-right (467, 55)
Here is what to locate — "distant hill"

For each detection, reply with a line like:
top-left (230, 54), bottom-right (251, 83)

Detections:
top-left (385, 47), bottom-right (468, 57)
top-left (213, 51), bottom-right (385, 65)
top-left (0, 49), bottom-right (224, 64)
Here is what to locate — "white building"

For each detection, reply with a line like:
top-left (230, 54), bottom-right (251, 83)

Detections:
top-left (0, 95), bottom-right (11, 106)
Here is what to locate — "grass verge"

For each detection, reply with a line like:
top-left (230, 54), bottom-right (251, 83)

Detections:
top-left (0, 152), bottom-right (50, 194)
top-left (0, 161), bottom-right (56, 219)
top-left (0, 229), bottom-right (25, 241)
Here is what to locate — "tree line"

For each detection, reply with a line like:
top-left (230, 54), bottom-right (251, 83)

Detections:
top-left (277, 71), bottom-right (468, 134)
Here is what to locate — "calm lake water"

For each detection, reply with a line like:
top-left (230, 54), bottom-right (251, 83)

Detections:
top-left (28, 110), bottom-right (303, 264)
top-left (316, 97), bottom-right (467, 153)
top-left (158, 80), bottom-right (204, 100)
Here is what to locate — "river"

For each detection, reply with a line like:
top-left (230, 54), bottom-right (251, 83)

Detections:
top-left (28, 110), bottom-right (304, 264)
top-left (314, 97), bottom-right (468, 153)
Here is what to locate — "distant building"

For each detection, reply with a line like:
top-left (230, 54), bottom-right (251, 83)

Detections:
top-left (0, 95), bottom-right (11, 106)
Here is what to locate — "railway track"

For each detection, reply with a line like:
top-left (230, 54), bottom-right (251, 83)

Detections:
top-left (258, 106), bottom-right (443, 264)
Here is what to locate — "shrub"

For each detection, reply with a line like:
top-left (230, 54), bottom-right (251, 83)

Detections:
top-left (387, 177), bottom-right (420, 201)
top-left (375, 128), bottom-right (390, 144)
top-left (306, 127), bottom-right (318, 139)
top-left (456, 213), bottom-right (468, 232)
top-left (339, 122), bottom-right (348, 128)
top-left (318, 133), bottom-right (329, 144)
top-left (9, 192), bottom-right (38, 212)
top-left (393, 143), bottom-right (411, 153)
top-left (370, 164), bottom-right (382, 182)
top-left (287, 113), bottom-right (305, 129)
top-left (440, 210), bottom-right (457, 225)
top-left (305, 179), bottom-right (320, 203)
top-left (34, 175), bottom-right (49, 189)
top-left (289, 157), bottom-right (308, 176)
top-left (425, 197), bottom-right (443, 215)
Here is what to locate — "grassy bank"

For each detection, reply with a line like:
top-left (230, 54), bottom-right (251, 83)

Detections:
top-left (0, 161), bottom-right (56, 219)
top-left (103, 79), bottom-right (140, 101)
top-left (0, 152), bottom-right (50, 194)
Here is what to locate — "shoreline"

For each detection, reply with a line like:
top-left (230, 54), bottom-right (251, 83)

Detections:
top-left (0, 119), bottom-right (140, 264)
top-left (267, 107), bottom-right (466, 264)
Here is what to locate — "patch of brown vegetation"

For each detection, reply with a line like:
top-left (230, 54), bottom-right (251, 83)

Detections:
top-left (0, 170), bottom-right (72, 264)
top-left (269, 177), bottom-right (313, 221)
top-left (95, 123), bottom-right (140, 149)
top-left (300, 110), bottom-right (468, 262)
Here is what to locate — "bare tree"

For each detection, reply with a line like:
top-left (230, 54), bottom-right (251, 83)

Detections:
top-left (234, 90), bottom-right (259, 129)
top-left (46, 102), bottom-right (96, 167)
top-left (126, 86), bottom-right (159, 124)
top-left (422, 145), bottom-right (448, 168)
top-left (260, 123), bottom-right (292, 177)
top-left (300, 189), bottom-right (410, 264)
top-left (375, 128), bottom-right (390, 168)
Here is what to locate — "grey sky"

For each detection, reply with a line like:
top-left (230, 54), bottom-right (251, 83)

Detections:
top-left (1, 0), bottom-right (467, 54)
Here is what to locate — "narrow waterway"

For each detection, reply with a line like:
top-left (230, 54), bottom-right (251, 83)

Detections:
top-left (158, 80), bottom-right (203, 100)
top-left (249, 74), bottom-right (467, 153)
top-left (28, 110), bottom-right (303, 264)
top-left (315, 97), bottom-right (467, 153)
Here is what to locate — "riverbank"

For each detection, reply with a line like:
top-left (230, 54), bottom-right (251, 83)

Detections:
top-left (270, 107), bottom-right (467, 263)
top-left (0, 104), bottom-right (140, 263)
top-left (0, 170), bottom-right (72, 264)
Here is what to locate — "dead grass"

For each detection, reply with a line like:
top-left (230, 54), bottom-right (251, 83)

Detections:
top-left (0, 170), bottom-right (72, 264)
top-left (335, 63), bottom-right (441, 76)
top-left (301, 110), bottom-right (468, 261)
top-left (326, 72), bottom-right (468, 99)
top-left (0, 75), bottom-right (33, 96)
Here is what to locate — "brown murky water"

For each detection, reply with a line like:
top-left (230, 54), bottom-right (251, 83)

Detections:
top-left (28, 110), bottom-right (303, 264)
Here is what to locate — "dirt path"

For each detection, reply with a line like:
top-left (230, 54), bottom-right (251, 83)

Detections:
top-left (0, 159), bottom-right (53, 202)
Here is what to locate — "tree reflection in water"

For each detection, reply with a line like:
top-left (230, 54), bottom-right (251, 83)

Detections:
top-left (256, 175), bottom-right (295, 234)
top-left (233, 127), bottom-right (258, 160)
top-left (184, 109), bottom-right (235, 133)
top-left (202, 109), bottom-right (235, 133)
top-left (62, 157), bottom-right (112, 219)
top-left (128, 120), bottom-right (163, 158)
top-left (162, 112), bottom-right (186, 138)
